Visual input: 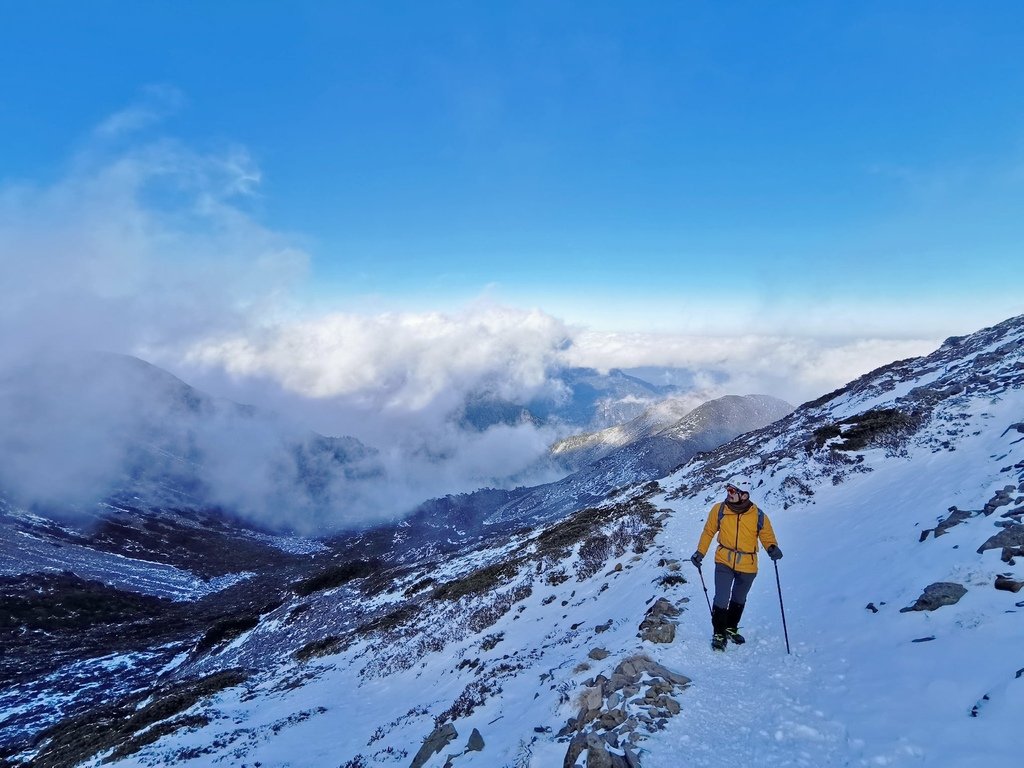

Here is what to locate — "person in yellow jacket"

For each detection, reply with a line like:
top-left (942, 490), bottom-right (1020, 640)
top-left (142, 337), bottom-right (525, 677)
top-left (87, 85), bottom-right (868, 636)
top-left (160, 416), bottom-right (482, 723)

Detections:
top-left (690, 479), bottom-right (782, 651)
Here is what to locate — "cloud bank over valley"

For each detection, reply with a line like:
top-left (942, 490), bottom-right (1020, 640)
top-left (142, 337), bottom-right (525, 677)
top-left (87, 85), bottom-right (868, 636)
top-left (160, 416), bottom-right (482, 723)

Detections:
top-left (0, 114), bottom-right (958, 528)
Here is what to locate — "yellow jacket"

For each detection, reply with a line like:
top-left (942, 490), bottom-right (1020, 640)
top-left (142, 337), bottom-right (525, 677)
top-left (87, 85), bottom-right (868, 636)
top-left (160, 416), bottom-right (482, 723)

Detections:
top-left (697, 502), bottom-right (778, 574)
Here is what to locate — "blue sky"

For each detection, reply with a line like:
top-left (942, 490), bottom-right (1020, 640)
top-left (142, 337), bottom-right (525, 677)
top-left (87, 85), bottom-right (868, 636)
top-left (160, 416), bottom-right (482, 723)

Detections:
top-left (3, 1), bottom-right (1023, 330)
top-left (2, 0), bottom-right (1023, 396)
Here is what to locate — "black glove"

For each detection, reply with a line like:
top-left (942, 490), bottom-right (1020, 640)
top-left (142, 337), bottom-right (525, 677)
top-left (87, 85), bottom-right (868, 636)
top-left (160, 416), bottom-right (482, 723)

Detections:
top-left (767, 544), bottom-right (783, 561)
top-left (690, 551), bottom-right (704, 568)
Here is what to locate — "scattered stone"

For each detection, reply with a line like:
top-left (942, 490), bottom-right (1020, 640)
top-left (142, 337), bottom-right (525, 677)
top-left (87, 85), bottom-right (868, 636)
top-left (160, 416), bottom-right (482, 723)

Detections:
top-left (589, 648), bottom-right (611, 661)
top-left (899, 582), bottom-right (967, 612)
top-left (970, 694), bottom-right (990, 717)
top-left (595, 619), bottom-right (613, 633)
top-left (866, 603), bottom-right (879, 613)
top-left (638, 599), bottom-right (681, 644)
top-left (560, 653), bottom-right (690, 765)
top-left (994, 575), bottom-right (1024, 593)
top-left (911, 636), bottom-right (936, 643)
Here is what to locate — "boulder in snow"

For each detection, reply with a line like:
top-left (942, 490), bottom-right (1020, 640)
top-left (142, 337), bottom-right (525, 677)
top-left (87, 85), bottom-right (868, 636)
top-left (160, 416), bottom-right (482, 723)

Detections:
top-left (899, 582), bottom-right (968, 612)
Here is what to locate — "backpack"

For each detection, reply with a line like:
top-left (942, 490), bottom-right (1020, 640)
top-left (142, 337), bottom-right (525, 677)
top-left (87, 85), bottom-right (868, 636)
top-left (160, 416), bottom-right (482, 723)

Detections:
top-left (717, 503), bottom-right (764, 533)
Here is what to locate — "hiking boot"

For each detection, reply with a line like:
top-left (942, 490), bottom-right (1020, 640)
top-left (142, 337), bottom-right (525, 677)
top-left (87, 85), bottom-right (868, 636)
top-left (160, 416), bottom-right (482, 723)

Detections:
top-left (711, 633), bottom-right (727, 651)
top-left (725, 601), bottom-right (746, 644)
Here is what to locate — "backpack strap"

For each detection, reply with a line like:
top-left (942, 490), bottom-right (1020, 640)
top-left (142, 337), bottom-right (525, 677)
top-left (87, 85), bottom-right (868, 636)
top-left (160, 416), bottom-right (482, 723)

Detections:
top-left (719, 503), bottom-right (764, 530)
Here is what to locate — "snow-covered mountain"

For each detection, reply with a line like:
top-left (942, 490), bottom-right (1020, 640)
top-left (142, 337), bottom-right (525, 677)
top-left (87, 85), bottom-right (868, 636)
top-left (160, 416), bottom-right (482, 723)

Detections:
top-left (480, 394), bottom-right (794, 527)
top-left (458, 367), bottom-right (681, 432)
top-left (3, 314), bottom-right (1024, 767)
top-left (551, 394), bottom-right (793, 472)
top-left (0, 352), bottom-right (380, 524)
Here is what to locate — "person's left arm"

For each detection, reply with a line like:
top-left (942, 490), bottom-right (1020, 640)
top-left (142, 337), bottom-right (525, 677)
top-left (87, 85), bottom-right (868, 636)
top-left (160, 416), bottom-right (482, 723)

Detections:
top-left (759, 511), bottom-right (782, 559)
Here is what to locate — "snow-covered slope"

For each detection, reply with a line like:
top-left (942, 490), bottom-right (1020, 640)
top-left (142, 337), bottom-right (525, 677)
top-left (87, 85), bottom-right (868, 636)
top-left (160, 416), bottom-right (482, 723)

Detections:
top-left (487, 394), bottom-right (793, 526)
top-left (549, 397), bottom-right (695, 472)
top-left (551, 394), bottom-right (791, 472)
top-left (4, 315), bottom-right (1024, 768)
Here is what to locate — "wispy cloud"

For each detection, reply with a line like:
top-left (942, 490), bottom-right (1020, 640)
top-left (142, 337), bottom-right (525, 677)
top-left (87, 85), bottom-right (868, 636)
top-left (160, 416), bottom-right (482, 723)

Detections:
top-left (92, 84), bottom-right (186, 139)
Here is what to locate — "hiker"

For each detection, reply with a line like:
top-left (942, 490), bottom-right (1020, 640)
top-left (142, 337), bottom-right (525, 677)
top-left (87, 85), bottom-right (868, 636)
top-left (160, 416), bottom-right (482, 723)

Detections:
top-left (690, 480), bottom-right (782, 651)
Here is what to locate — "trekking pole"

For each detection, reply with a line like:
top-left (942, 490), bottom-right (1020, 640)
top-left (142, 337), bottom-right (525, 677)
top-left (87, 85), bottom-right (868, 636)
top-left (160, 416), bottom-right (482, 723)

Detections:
top-left (773, 559), bottom-right (791, 655)
top-left (695, 563), bottom-right (713, 617)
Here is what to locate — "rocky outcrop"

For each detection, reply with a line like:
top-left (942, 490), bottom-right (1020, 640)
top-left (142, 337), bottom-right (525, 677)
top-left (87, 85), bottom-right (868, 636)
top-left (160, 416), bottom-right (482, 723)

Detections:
top-left (977, 524), bottom-right (1024, 555)
top-left (411, 723), bottom-right (457, 768)
top-left (559, 654), bottom-right (691, 767)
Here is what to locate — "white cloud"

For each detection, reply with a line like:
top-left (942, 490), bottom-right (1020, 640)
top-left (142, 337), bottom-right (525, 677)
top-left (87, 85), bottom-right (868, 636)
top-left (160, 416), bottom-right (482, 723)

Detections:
top-left (181, 304), bottom-right (571, 408)
top-left (92, 84), bottom-right (185, 139)
top-left (0, 134), bottom-right (305, 368)
top-left (563, 330), bottom-right (937, 404)
top-left (0, 98), bottom-right (997, 531)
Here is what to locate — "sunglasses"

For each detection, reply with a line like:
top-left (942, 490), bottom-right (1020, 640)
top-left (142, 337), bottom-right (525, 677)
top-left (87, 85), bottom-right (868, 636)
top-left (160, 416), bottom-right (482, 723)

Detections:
top-left (725, 486), bottom-right (746, 494)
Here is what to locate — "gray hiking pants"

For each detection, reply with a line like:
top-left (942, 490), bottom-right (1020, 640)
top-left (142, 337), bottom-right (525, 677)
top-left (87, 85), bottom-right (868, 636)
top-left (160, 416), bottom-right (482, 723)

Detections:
top-left (713, 563), bottom-right (756, 609)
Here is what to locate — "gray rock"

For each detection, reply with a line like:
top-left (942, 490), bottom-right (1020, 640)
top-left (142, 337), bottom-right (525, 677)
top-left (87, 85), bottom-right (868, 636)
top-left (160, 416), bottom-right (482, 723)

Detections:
top-left (658, 695), bottom-right (681, 715)
top-left (648, 661), bottom-right (689, 685)
top-left (582, 686), bottom-right (603, 711)
top-left (1001, 545), bottom-right (1024, 563)
top-left (995, 575), bottom-right (1024, 593)
top-left (646, 598), bottom-right (680, 617)
top-left (933, 506), bottom-right (977, 537)
top-left (977, 524), bottom-right (1024, 554)
top-left (639, 621), bottom-right (675, 643)
top-left (598, 708), bottom-right (627, 729)
top-left (899, 582), bottom-right (967, 612)
top-left (563, 732), bottom-right (587, 768)
top-left (586, 734), bottom-right (613, 768)
top-left (983, 486), bottom-right (1018, 514)
top-left (466, 727), bottom-right (485, 752)
top-left (589, 648), bottom-right (611, 661)
top-left (638, 602), bottom-right (679, 644)
top-left (411, 723), bottom-right (458, 768)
